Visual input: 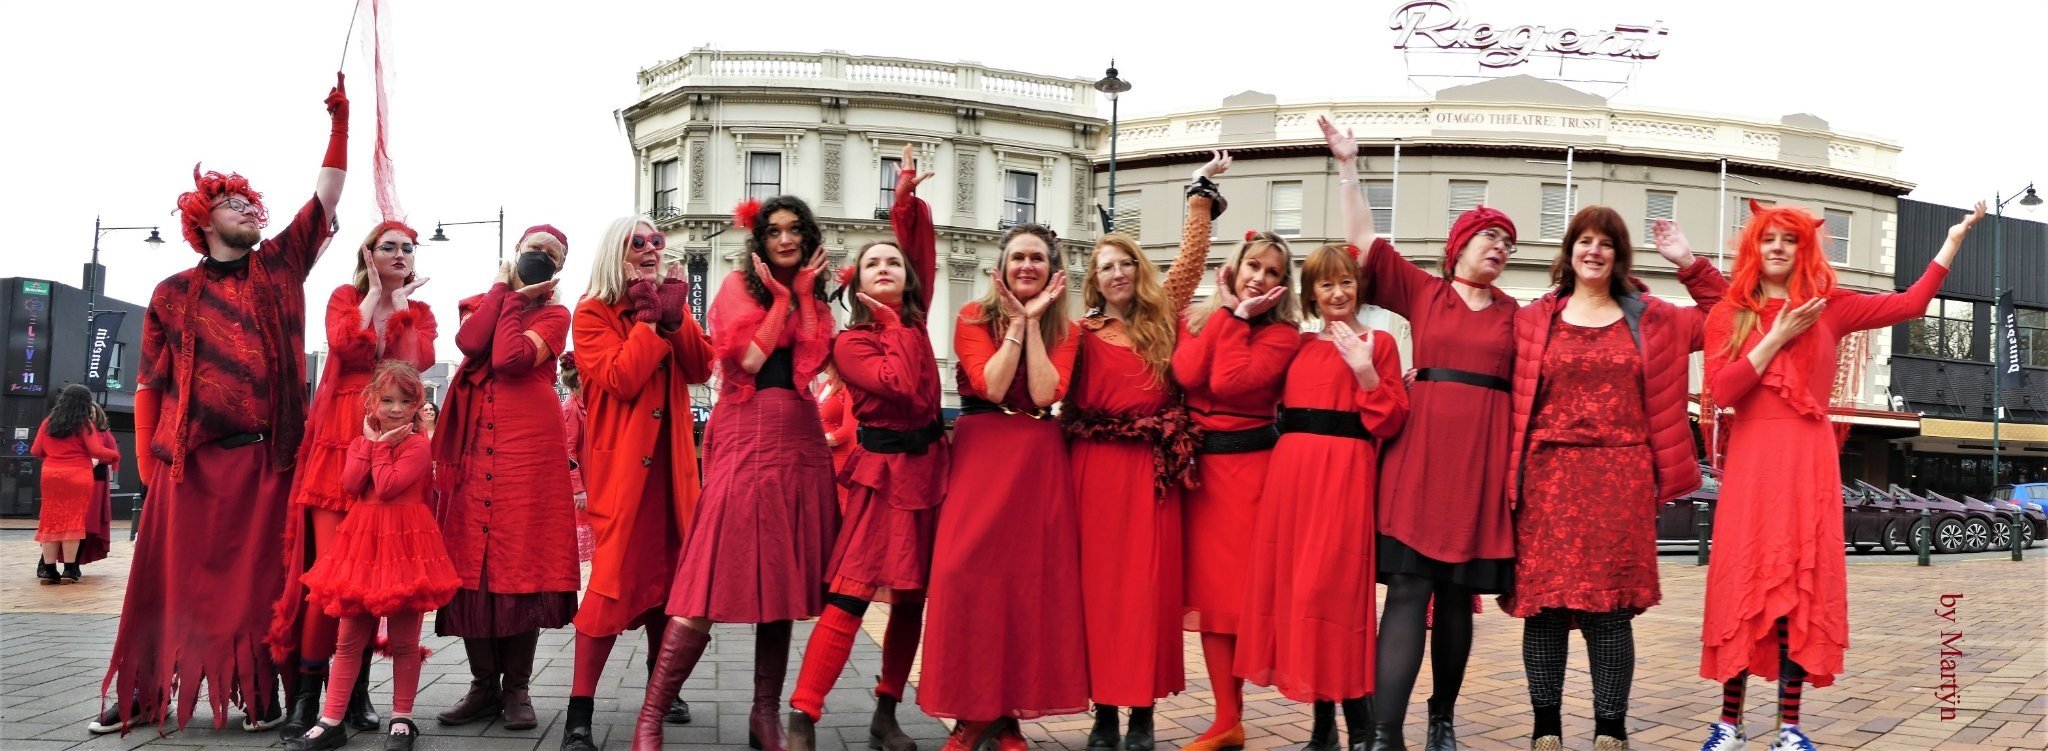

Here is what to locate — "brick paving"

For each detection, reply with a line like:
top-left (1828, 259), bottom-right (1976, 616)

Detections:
top-left (2, 525), bottom-right (2042, 750)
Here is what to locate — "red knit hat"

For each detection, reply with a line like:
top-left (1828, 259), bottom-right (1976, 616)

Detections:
top-left (1446, 205), bottom-right (1516, 265)
top-left (517, 224), bottom-right (568, 255)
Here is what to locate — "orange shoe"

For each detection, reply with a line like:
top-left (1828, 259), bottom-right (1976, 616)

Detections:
top-left (1180, 723), bottom-right (1246, 751)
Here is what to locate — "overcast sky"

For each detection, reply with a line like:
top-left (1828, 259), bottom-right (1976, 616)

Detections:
top-left (5, 0), bottom-right (2042, 359)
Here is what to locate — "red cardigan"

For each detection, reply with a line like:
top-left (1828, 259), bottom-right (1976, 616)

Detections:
top-left (1506, 257), bottom-right (1727, 507)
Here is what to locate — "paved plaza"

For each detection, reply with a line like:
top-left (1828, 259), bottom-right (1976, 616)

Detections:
top-left (2, 524), bottom-right (2042, 750)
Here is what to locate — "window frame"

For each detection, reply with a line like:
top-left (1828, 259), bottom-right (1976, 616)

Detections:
top-left (1366, 180), bottom-right (1394, 236)
top-left (652, 159), bottom-right (680, 214)
top-left (1539, 183), bottom-right (1577, 241)
top-left (1645, 189), bottom-right (1677, 231)
top-left (1269, 181), bottom-right (1304, 237)
top-left (1907, 298), bottom-right (1979, 362)
top-left (1824, 208), bottom-right (1852, 265)
top-left (879, 156), bottom-right (902, 212)
top-left (746, 151), bottom-right (782, 200)
top-left (1448, 180), bottom-right (1488, 232)
top-left (1003, 169), bottom-right (1038, 225)
top-left (2017, 308), bottom-right (2048, 368)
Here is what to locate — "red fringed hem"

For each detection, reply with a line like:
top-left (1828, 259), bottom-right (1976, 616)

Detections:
top-left (103, 632), bottom-right (277, 735)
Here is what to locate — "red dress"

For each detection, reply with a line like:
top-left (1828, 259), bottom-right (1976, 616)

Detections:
top-left (1700, 263), bottom-right (1951, 688)
top-left (1234, 330), bottom-right (1408, 702)
top-left (1174, 311), bottom-right (1301, 634)
top-left (302, 434), bottom-right (460, 617)
top-left (80, 429), bottom-right (119, 564)
top-left (1500, 319), bottom-right (1657, 617)
top-left (33, 423), bottom-right (120, 542)
top-left (1360, 238), bottom-right (1516, 588)
top-left (668, 271), bottom-right (839, 623)
top-left (918, 307), bottom-right (1088, 721)
top-left (825, 190), bottom-right (947, 597)
top-left (293, 287), bottom-right (437, 513)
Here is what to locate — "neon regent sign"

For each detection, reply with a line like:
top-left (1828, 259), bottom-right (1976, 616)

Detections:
top-left (1390, 0), bottom-right (1668, 69)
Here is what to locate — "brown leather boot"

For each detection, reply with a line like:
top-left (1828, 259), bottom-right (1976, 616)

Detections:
top-left (869, 692), bottom-right (918, 751)
top-left (436, 637), bottom-right (501, 725)
top-left (497, 631), bottom-right (540, 730)
top-left (634, 621), bottom-right (711, 751)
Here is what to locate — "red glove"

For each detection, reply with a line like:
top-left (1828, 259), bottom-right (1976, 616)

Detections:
top-left (753, 264), bottom-right (792, 351)
top-left (627, 279), bottom-right (661, 324)
top-left (133, 388), bottom-right (162, 485)
top-left (793, 265), bottom-right (820, 301)
top-left (655, 278), bottom-right (690, 330)
top-left (323, 72), bottom-right (349, 170)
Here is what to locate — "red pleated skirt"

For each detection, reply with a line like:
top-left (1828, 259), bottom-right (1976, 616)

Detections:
top-left (918, 412), bottom-right (1089, 721)
top-left (36, 463), bottom-right (92, 543)
top-left (302, 501), bottom-right (461, 618)
top-left (1181, 449), bottom-right (1271, 634)
top-left (1072, 436), bottom-right (1184, 705)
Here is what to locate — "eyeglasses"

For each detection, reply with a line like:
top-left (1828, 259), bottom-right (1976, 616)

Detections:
top-left (1478, 228), bottom-right (1517, 255)
top-left (631, 233), bottom-right (665, 251)
top-left (375, 242), bottom-right (416, 255)
top-left (211, 196), bottom-right (263, 216)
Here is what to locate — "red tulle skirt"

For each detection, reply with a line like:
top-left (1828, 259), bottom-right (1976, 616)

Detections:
top-left (303, 500), bottom-right (460, 618)
top-left (292, 374), bottom-right (369, 512)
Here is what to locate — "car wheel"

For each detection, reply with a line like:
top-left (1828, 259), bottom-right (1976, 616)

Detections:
top-left (1880, 521), bottom-right (1903, 553)
top-left (1936, 518), bottom-right (1968, 554)
top-left (1911, 520), bottom-right (1932, 553)
top-left (2026, 523), bottom-right (2039, 550)
top-left (1991, 520), bottom-right (2013, 551)
top-left (1962, 518), bottom-right (1992, 553)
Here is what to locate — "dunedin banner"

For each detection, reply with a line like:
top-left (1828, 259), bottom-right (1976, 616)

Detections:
top-left (1996, 290), bottom-right (2023, 392)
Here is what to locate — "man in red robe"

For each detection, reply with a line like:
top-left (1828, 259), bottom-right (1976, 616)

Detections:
top-left (90, 74), bottom-right (349, 735)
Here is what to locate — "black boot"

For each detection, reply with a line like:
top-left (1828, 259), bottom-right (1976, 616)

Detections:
top-left (346, 648), bottom-right (380, 730)
top-left (37, 559), bottom-right (58, 585)
top-left (1122, 705), bottom-right (1155, 751)
top-left (561, 696), bottom-right (598, 751)
top-left (1422, 696), bottom-right (1456, 751)
top-left (868, 692), bottom-right (917, 751)
top-left (280, 667), bottom-right (326, 741)
top-left (1086, 704), bottom-right (1120, 750)
top-left (1304, 701), bottom-right (1339, 751)
top-left (384, 718), bottom-right (418, 751)
top-left (1342, 698), bottom-right (1375, 751)
top-left (62, 562), bottom-right (82, 583)
top-left (1366, 722), bottom-right (1405, 751)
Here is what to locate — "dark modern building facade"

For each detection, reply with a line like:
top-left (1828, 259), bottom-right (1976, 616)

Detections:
top-left (1, 272), bottom-right (146, 516)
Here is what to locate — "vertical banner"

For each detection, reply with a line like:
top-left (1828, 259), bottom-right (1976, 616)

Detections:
top-left (1997, 290), bottom-right (2023, 391)
top-left (687, 253), bottom-right (709, 328)
top-left (6, 279), bottom-right (52, 395)
top-left (84, 310), bottom-right (127, 392)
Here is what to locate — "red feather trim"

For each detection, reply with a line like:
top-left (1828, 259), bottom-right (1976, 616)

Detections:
top-left (732, 197), bottom-right (762, 230)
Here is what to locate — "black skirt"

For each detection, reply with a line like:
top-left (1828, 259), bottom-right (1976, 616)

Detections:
top-left (1375, 535), bottom-right (1514, 594)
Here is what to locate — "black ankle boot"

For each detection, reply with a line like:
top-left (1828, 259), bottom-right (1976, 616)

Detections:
top-left (1122, 705), bottom-right (1155, 751)
top-left (1305, 701), bottom-right (1339, 751)
top-left (1342, 698), bottom-right (1374, 751)
top-left (280, 668), bottom-right (326, 741)
top-left (561, 696), bottom-right (597, 751)
top-left (37, 561), bottom-right (58, 585)
top-left (346, 649), bottom-right (380, 730)
top-left (1366, 722), bottom-right (1405, 751)
top-left (1423, 696), bottom-right (1456, 751)
top-left (1086, 704), bottom-right (1120, 750)
top-left (62, 562), bottom-right (82, 583)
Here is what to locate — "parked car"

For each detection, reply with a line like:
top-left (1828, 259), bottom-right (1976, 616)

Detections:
top-left (1973, 495), bottom-right (2045, 550)
top-left (1850, 481), bottom-right (1917, 553)
top-left (1935, 491), bottom-right (2005, 553)
top-left (1889, 486), bottom-right (1977, 554)
top-left (1991, 483), bottom-right (2048, 516)
top-left (1655, 467), bottom-right (1896, 554)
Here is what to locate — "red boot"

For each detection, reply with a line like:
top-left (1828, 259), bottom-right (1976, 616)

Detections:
top-left (633, 621), bottom-right (711, 751)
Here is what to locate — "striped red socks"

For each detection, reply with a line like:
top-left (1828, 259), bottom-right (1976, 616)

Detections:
top-left (1777, 620), bottom-right (1806, 728)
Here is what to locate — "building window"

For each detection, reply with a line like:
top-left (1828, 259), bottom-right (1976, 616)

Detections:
top-left (1448, 180), bottom-right (1487, 232)
top-left (1824, 208), bottom-right (1851, 264)
top-left (2020, 308), bottom-right (2048, 368)
top-left (1003, 170), bottom-right (1037, 225)
top-left (1540, 183), bottom-right (1577, 241)
top-left (1646, 190), bottom-right (1677, 229)
top-left (1908, 298), bottom-right (1977, 361)
top-left (653, 159), bottom-right (679, 214)
top-left (747, 152), bottom-right (781, 200)
top-left (1112, 192), bottom-right (1140, 236)
top-left (106, 342), bottom-right (125, 384)
top-left (1270, 182), bottom-right (1303, 236)
top-left (1366, 180), bottom-right (1394, 235)
top-left (878, 156), bottom-right (901, 217)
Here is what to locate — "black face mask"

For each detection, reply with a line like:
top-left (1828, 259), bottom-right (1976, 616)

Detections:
top-left (515, 251), bottom-right (558, 287)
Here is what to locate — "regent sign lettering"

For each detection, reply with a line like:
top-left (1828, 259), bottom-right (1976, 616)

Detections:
top-left (1390, 0), bottom-right (1668, 69)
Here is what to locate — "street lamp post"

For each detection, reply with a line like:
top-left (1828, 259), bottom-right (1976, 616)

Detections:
top-left (428, 206), bottom-right (507, 261)
top-left (85, 217), bottom-right (165, 393)
top-left (1990, 183), bottom-right (2041, 488)
top-left (1093, 63), bottom-right (1131, 234)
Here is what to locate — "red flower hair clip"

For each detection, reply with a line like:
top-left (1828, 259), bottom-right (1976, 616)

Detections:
top-left (732, 197), bottom-right (762, 230)
top-left (1345, 244), bottom-right (1362, 261)
top-left (836, 264), bottom-right (857, 287)
top-left (1244, 230), bottom-right (1258, 242)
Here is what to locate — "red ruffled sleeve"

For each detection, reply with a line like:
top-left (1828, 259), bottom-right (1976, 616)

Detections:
top-left (1210, 312), bottom-right (1303, 402)
top-left (1359, 236), bottom-right (1435, 319)
top-left (381, 304), bottom-right (438, 372)
top-left (325, 286), bottom-right (377, 368)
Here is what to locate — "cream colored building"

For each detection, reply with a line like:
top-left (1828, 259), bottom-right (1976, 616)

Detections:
top-left (618, 48), bottom-right (1105, 410)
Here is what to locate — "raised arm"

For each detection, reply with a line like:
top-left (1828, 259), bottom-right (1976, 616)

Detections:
top-left (1165, 151), bottom-right (1231, 313)
top-left (315, 73), bottom-right (348, 219)
top-left (1321, 116), bottom-right (1380, 255)
top-left (325, 286), bottom-right (379, 368)
top-left (1829, 202), bottom-right (1981, 332)
top-left (492, 300), bottom-right (568, 376)
top-left (1210, 314), bottom-right (1304, 402)
top-left (85, 427), bottom-right (121, 464)
top-left (456, 285), bottom-right (511, 359)
top-left (363, 434), bottom-right (432, 501)
top-left (955, 305), bottom-right (1008, 401)
top-left (1020, 276), bottom-right (1069, 407)
top-left (890, 143), bottom-right (940, 319)
top-left (838, 313), bottom-right (940, 418)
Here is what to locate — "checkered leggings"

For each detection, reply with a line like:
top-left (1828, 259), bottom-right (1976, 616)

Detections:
top-left (1522, 608), bottom-right (1635, 719)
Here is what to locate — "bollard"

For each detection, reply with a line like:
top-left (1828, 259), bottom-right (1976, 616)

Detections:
top-left (1917, 507), bottom-right (1932, 566)
top-left (2012, 511), bottom-right (2025, 562)
top-left (1696, 501), bottom-right (1711, 566)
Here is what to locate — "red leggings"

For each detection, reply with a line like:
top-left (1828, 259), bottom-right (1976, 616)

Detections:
top-left (322, 613), bottom-right (423, 721)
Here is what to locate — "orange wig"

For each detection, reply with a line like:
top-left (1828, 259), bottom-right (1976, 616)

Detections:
top-left (1719, 200), bottom-right (1834, 356)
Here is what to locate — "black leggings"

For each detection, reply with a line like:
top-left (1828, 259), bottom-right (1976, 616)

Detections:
top-left (1523, 609), bottom-right (1635, 720)
top-left (1373, 574), bottom-right (1474, 721)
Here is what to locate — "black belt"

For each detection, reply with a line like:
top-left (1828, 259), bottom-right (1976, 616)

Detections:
top-left (214, 433), bottom-right (268, 449)
top-left (1414, 367), bottom-right (1510, 393)
top-left (1200, 425), bottom-right (1279, 454)
top-left (1277, 408), bottom-right (1373, 441)
top-left (957, 395), bottom-right (1053, 420)
top-left (858, 421), bottom-right (945, 455)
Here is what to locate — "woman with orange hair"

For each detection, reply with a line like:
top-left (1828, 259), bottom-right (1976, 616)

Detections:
top-left (1695, 201), bottom-right (1982, 751)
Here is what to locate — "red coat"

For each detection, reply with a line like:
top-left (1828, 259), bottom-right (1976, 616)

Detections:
top-left (570, 295), bottom-right (715, 603)
top-left (433, 286), bottom-right (580, 594)
top-left (1507, 258), bottom-right (1727, 507)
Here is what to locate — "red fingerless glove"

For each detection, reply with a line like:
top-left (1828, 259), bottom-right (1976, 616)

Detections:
top-left (627, 279), bottom-right (661, 324)
top-left (322, 73), bottom-right (349, 170)
top-left (753, 297), bottom-right (791, 352)
top-left (656, 278), bottom-right (690, 329)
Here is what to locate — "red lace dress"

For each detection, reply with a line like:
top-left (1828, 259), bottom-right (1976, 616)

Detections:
top-left (1500, 319), bottom-right (1657, 618)
top-left (302, 433), bottom-right (460, 617)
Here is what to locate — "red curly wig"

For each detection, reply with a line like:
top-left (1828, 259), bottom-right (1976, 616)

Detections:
top-left (360, 360), bottom-right (427, 432)
top-left (174, 163), bottom-right (268, 254)
top-left (1719, 200), bottom-right (1834, 356)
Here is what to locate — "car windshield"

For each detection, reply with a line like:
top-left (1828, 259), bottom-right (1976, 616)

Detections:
top-left (2031, 486), bottom-right (2048, 500)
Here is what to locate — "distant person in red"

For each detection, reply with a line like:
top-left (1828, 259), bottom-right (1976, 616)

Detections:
top-left (559, 354), bottom-right (596, 563)
top-left (919, 222), bottom-right (1085, 751)
top-left (32, 384), bottom-right (121, 585)
top-left (269, 219), bottom-right (436, 740)
top-left (287, 361), bottom-right (459, 751)
top-left (1500, 207), bottom-right (1725, 751)
top-left (785, 146), bottom-right (946, 751)
top-left (1172, 175), bottom-right (1300, 751)
top-left (431, 226), bottom-right (582, 733)
top-left (816, 365), bottom-right (856, 502)
top-left (1694, 201), bottom-right (1982, 751)
top-left (75, 404), bottom-right (121, 575)
top-left (570, 217), bottom-right (713, 751)
top-left (1066, 152), bottom-right (1227, 751)
top-left (94, 74), bottom-right (349, 736)
top-left (1234, 243), bottom-right (1408, 750)
top-left (635, 194), bottom-right (841, 751)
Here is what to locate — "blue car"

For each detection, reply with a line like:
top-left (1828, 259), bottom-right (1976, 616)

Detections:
top-left (1992, 483), bottom-right (2048, 515)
